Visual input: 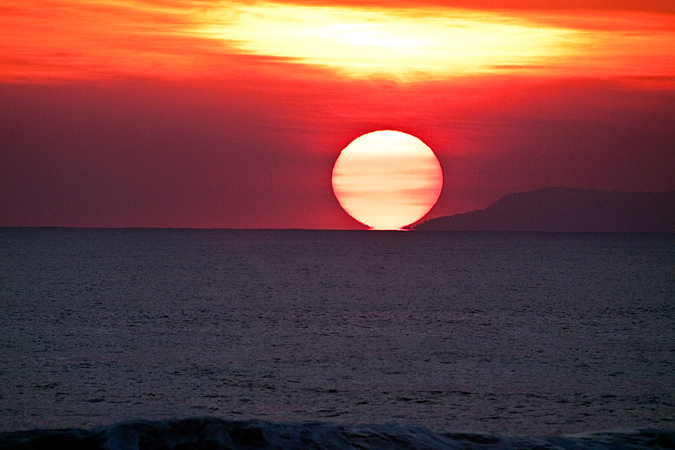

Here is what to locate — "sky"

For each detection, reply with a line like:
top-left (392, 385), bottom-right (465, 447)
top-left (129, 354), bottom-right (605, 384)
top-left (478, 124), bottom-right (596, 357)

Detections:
top-left (1, 0), bottom-right (674, 229)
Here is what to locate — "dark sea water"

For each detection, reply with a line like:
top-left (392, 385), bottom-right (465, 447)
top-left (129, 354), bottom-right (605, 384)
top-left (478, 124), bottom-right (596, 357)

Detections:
top-left (1, 229), bottom-right (674, 449)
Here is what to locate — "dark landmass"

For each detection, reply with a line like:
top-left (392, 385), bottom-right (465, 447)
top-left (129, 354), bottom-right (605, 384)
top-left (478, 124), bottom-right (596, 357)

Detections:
top-left (415, 187), bottom-right (675, 232)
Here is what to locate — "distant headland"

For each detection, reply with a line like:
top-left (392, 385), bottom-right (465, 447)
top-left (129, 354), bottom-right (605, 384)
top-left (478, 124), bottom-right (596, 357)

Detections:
top-left (415, 187), bottom-right (675, 232)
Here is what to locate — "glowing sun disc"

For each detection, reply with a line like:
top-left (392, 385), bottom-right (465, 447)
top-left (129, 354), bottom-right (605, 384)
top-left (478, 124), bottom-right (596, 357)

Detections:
top-left (332, 130), bottom-right (443, 230)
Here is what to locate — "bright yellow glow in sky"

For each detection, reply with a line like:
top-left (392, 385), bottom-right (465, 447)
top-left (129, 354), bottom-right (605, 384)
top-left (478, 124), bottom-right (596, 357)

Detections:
top-left (200, 3), bottom-right (585, 79)
top-left (2, 0), bottom-right (674, 83)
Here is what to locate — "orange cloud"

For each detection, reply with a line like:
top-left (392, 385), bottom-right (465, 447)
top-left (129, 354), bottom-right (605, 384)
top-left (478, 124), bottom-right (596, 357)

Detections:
top-left (270, 0), bottom-right (675, 13)
top-left (1, 0), bottom-right (674, 85)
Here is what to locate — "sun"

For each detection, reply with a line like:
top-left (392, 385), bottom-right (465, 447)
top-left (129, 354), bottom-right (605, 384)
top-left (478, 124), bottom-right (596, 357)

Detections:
top-left (331, 130), bottom-right (443, 230)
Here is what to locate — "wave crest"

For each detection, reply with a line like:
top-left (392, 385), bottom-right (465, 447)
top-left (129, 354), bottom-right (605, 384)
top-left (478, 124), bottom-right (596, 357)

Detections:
top-left (1, 418), bottom-right (674, 450)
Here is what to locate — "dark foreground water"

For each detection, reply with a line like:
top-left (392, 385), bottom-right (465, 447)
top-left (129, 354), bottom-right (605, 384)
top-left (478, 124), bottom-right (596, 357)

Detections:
top-left (1, 229), bottom-right (674, 448)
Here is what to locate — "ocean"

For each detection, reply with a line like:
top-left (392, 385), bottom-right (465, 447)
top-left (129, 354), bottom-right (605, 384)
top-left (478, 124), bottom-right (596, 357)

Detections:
top-left (1, 229), bottom-right (673, 449)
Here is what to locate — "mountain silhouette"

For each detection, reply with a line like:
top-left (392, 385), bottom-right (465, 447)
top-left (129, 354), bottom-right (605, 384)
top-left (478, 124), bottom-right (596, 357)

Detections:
top-left (415, 187), bottom-right (675, 232)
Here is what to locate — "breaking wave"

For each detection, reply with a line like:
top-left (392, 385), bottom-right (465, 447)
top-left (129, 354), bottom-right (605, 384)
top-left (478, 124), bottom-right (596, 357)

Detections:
top-left (1, 418), bottom-right (674, 450)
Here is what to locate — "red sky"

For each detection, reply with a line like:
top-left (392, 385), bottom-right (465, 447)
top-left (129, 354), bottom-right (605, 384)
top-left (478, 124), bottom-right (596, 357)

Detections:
top-left (1, 0), bottom-right (674, 229)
